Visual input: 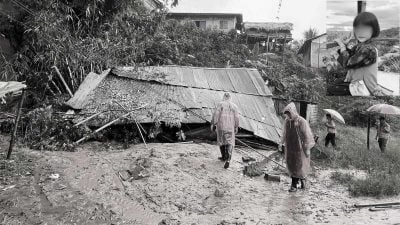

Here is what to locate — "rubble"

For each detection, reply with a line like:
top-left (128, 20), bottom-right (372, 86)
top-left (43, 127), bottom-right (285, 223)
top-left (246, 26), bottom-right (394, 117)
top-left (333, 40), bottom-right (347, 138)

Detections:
top-left (242, 158), bottom-right (269, 177)
top-left (214, 189), bottom-right (224, 197)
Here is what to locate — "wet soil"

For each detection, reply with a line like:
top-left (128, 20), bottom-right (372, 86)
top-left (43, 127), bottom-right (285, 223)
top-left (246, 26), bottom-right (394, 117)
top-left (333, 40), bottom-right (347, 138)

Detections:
top-left (0, 138), bottom-right (399, 225)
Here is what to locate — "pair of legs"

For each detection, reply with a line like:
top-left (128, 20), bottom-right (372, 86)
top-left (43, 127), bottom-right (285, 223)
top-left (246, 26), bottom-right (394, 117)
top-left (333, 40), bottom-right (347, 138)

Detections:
top-left (378, 138), bottom-right (388, 153)
top-left (325, 133), bottom-right (336, 147)
top-left (219, 144), bottom-right (233, 168)
top-left (289, 177), bottom-right (306, 192)
top-left (327, 79), bottom-right (351, 96)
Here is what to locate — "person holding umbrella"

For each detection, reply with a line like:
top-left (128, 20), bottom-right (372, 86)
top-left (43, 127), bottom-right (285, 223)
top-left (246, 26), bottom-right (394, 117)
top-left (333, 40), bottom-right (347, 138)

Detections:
top-left (366, 104), bottom-right (399, 150)
top-left (322, 109), bottom-right (345, 148)
top-left (376, 116), bottom-right (390, 153)
top-left (324, 114), bottom-right (337, 147)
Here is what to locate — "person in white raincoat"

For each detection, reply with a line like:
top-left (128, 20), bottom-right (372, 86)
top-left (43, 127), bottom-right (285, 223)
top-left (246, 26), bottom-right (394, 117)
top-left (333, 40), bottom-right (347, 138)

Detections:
top-left (280, 103), bottom-right (315, 192)
top-left (211, 93), bottom-right (239, 169)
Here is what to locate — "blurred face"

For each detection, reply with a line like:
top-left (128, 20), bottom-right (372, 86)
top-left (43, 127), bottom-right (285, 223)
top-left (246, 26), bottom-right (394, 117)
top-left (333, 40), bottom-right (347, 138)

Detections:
top-left (327, 116), bottom-right (332, 121)
top-left (354, 24), bottom-right (373, 43)
top-left (284, 112), bottom-right (291, 120)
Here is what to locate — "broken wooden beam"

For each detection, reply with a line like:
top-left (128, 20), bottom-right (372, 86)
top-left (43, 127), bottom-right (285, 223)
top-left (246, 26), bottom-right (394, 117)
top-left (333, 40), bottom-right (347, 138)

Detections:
top-left (73, 111), bottom-right (103, 127)
top-left (74, 104), bottom-right (148, 145)
top-left (113, 101), bottom-right (148, 149)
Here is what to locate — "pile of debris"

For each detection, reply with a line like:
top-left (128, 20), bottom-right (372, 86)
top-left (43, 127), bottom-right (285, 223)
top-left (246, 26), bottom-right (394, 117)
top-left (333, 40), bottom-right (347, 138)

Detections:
top-left (118, 156), bottom-right (152, 182)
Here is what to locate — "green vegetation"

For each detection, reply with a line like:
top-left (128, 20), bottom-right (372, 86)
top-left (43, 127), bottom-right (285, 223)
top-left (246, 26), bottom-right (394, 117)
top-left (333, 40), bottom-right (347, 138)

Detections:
top-left (314, 124), bottom-right (400, 197)
top-left (0, 0), bottom-right (251, 106)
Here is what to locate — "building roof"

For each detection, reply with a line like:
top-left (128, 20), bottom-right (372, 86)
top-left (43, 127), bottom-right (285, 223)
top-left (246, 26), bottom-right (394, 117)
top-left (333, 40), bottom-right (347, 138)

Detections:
top-left (243, 22), bottom-right (293, 32)
top-left (66, 66), bottom-right (282, 144)
top-left (167, 12), bottom-right (243, 24)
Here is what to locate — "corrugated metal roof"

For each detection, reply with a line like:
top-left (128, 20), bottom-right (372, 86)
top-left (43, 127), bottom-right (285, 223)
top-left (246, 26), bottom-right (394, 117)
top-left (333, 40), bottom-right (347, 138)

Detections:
top-left (111, 66), bottom-right (272, 96)
top-left (66, 66), bottom-right (282, 144)
top-left (66, 69), bottom-right (110, 109)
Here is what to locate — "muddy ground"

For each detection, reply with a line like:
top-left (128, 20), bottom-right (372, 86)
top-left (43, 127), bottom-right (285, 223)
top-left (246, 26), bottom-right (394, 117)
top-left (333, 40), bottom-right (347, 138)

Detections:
top-left (1, 136), bottom-right (400, 225)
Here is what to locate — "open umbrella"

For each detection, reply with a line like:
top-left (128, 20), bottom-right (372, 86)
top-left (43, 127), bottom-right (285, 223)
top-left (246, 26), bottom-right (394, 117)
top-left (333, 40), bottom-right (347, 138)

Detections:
top-left (367, 104), bottom-right (400, 115)
top-left (365, 104), bottom-right (400, 149)
top-left (323, 109), bottom-right (345, 124)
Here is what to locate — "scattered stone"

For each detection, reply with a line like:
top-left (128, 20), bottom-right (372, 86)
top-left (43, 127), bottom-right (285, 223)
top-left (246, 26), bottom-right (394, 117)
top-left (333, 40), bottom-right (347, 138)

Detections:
top-left (118, 170), bottom-right (131, 181)
top-left (1, 184), bottom-right (16, 191)
top-left (49, 173), bottom-right (60, 179)
top-left (214, 189), bottom-right (224, 197)
top-left (158, 218), bottom-right (181, 225)
top-left (129, 165), bottom-right (150, 180)
top-left (136, 157), bottom-right (152, 168)
top-left (243, 159), bottom-right (268, 177)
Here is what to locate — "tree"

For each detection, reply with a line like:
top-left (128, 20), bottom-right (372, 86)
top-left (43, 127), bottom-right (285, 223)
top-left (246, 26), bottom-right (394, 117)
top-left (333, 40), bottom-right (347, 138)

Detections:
top-left (0, 0), bottom-right (251, 104)
top-left (303, 27), bottom-right (319, 40)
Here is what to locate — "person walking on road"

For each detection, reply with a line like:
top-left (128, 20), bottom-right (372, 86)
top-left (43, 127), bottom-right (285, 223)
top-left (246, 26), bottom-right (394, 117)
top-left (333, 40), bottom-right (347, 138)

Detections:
top-left (211, 93), bottom-right (239, 169)
top-left (280, 102), bottom-right (315, 192)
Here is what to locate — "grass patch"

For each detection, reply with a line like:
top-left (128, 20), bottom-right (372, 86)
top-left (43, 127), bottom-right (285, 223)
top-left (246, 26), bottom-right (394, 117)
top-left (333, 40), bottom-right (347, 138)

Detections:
top-left (313, 124), bottom-right (400, 197)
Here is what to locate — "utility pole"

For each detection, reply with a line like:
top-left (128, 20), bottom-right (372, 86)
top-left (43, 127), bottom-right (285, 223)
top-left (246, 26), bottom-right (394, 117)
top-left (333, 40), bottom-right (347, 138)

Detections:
top-left (357, 1), bottom-right (366, 14)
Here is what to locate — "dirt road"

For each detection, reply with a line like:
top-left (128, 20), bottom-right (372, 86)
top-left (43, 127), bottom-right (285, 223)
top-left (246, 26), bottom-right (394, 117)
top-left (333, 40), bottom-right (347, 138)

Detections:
top-left (1, 139), bottom-right (399, 225)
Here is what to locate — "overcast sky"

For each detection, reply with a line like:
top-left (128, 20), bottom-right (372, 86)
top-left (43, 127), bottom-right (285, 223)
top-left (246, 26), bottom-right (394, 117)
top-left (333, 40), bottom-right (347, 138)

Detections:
top-left (327, 0), bottom-right (400, 32)
top-left (168, 0), bottom-right (326, 40)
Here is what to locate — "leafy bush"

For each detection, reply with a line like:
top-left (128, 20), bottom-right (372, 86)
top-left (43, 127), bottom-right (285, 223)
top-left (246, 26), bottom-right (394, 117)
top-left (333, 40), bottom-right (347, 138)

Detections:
top-left (315, 124), bottom-right (400, 197)
top-left (23, 106), bottom-right (89, 151)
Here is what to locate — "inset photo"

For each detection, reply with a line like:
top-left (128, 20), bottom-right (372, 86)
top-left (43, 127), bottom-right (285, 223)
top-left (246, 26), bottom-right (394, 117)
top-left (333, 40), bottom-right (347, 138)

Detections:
top-left (325, 0), bottom-right (400, 96)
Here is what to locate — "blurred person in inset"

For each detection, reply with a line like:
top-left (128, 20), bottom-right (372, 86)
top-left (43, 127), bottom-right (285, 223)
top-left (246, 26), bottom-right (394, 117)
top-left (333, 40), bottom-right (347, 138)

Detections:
top-left (376, 116), bottom-right (390, 153)
top-left (327, 12), bottom-right (393, 96)
top-left (324, 114), bottom-right (336, 148)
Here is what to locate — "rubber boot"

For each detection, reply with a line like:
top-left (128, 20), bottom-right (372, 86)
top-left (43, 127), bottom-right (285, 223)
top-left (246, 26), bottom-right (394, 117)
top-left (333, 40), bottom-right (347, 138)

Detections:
top-left (218, 146), bottom-right (225, 161)
top-left (224, 161), bottom-right (230, 169)
top-left (288, 177), bottom-right (298, 192)
top-left (299, 179), bottom-right (306, 190)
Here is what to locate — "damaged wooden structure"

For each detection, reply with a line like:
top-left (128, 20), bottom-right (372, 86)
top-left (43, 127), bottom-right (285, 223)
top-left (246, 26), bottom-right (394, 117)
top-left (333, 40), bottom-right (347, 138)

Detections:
top-left (0, 81), bottom-right (27, 159)
top-left (65, 66), bottom-right (283, 145)
top-left (243, 22), bottom-right (293, 53)
top-left (297, 33), bottom-right (329, 68)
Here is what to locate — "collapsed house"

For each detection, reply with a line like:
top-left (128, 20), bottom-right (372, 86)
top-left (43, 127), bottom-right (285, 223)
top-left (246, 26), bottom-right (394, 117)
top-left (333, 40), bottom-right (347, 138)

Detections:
top-left (65, 66), bottom-right (283, 145)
